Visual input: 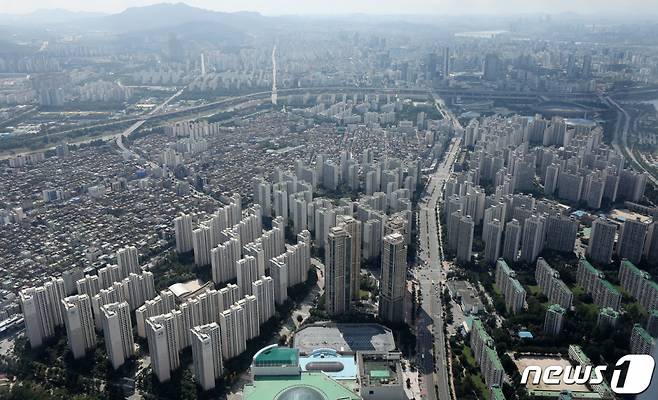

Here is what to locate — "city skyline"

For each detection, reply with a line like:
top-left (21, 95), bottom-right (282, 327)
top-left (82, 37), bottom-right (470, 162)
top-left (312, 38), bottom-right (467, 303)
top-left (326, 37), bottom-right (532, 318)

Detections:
top-left (1, 1), bottom-right (657, 398)
top-left (2, 0), bottom-right (657, 17)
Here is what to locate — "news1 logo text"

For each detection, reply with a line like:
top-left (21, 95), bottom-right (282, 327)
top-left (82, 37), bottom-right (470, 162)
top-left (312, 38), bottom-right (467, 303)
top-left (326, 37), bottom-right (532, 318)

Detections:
top-left (521, 355), bottom-right (655, 394)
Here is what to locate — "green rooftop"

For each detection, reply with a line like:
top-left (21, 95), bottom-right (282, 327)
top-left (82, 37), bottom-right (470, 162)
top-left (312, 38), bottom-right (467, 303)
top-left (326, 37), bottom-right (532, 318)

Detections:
top-left (579, 258), bottom-right (601, 276)
top-left (485, 346), bottom-right (503, 370)
top-left (370, 369), bottom-right (391, 378)
top-left (370, 370), bottom-right (390, 379)
top-left (599, 279), bottom-right (620, 295)
top-left (620, 259), bottom-right (646, 277)
top-left (548, 304), bottom-right (566, 314)
top-left (244, 372), bottom-right (360, 400)
top-left (633, 324), bottom-right (656, 343)
top-left (646, 279), bottom-right (658, 292)
top-left (254, 346), bottom-right (299, 367)
top-left (511, 278), bottom-right (526, 293)
top-left (569, 345), bottom-right (592, 365)
top-left (599, 307), bottom-right (619, 318)
top-left (554, 279), bottom-right (572, 293)
top-left (491, 385), bottom-right (505, 400)
top-left (473, 318), bottom-right (493, 344)
top-left (497, 258), bottom-right (512, 274)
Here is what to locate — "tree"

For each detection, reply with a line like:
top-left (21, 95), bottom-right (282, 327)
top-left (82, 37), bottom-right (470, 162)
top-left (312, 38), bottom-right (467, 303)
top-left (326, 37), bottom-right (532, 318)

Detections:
top-left (180, 369), bottom-right (198, 400)
top-left (0, 383), bottom-right (52, 400)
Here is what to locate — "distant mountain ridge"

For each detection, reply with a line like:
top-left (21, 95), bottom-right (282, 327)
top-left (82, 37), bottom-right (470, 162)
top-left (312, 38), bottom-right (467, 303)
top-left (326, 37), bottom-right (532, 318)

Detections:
top-left (0, 8), bottom-right (107, 25)
top-left (0, 3), bottom-right (269, 34)
top-left (98, 3), bottom-right (267, 32)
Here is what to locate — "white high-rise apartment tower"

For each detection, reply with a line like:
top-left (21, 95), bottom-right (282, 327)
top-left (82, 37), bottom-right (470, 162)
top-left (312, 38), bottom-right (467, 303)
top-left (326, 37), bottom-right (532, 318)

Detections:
top-left (253, 179), bottom-right (272, 217)
top-left (520, 215), bottom-right (545, 264)
top-left (484, 219), bottom-right (503, 265)
top-left (193, 225), bottom-right (213, 267)
top-left (76, 275), bottom-right (100, 299)
top-left (617, 218), bottom-right (648, 265)
top-left (269, 257), bottom-right (289, 305)
top-left (100, 301), bottom-right (135, 370)
top-left (273, 190), bottom-right (289, 223)
top-left (211, 236), bottom-right (241, 284)
top-left (98, 264), bottom-right (121, 289)
top-left (117, 246), bottom-right (140, 277)
top-left (325, 226), bottom-right (352, 315)
top-left (174, 214), bottom-right (194, 253)
top-left (190, 323), bottom-right (223, 391)
top-left (62, 294), bottom-right (97, 359)
top-left (238, 295), bottom-right (260, 340)
top-left (337, 215), bottom-right (362, 301)
top-left (252, 276), bottom-right (275, 324)
top-left (219, 304), bottom-right (246, 360)
top-left (19, 278), bottom-right (66, 348)
top-left (502, 219), bottom-right (521, 262)
top-left (587, 218), bottom-right (617, 265)
top-left (146, 311), bottom-right (182, 383)
top-left (379, 233), bottom-right (407, 323)
top-left (456, 215), bottom-right (474, 264)
top-left (236, 255), bottom-right (259, 297)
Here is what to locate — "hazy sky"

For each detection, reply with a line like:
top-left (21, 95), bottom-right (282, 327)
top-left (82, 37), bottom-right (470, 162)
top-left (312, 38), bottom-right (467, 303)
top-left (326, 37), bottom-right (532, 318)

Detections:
top-left (2, 0), bottom-right (656, 16)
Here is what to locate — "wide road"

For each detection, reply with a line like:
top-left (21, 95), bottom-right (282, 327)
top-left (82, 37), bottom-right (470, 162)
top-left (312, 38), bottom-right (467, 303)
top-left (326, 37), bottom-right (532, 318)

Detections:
top-left (414, 94), bottom-right (462, 400)
top-left (271, 45), bottom-right (278, 105)
top-left (116, 88), bottom-right (184, 151)
top-left (605, 95), bottom-right (658, 186)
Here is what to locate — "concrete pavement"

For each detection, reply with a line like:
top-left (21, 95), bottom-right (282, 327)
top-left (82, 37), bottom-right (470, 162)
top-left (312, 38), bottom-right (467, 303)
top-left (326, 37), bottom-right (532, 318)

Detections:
top-left (415, 132), bottom-right (462, 400)
top-left (412, 91), bottom-right (463, 400)
top-left (605, 95), bottom-right (658, 186)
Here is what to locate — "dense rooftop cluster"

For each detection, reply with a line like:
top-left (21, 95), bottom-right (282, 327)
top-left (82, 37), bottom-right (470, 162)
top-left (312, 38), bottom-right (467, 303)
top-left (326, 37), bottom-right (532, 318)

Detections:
top-left (0, 144), bottom-right (218, 292)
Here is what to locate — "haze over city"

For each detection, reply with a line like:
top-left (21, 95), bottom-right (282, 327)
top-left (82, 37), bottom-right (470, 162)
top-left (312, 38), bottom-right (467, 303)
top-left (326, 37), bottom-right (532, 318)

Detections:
top-left (3, 0), bottom-right (658, 16)
top-left (0, 1), bottom-right (657, 400)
